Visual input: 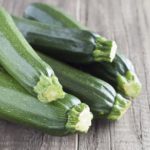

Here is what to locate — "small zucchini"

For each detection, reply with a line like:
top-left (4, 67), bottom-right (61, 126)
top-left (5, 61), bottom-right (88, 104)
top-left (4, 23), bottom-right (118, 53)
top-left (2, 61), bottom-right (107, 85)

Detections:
top-left (81, 54), bottom-right (142, 99)
top-left (23, 3), bottom-right (141, 98)
top-left (13, 16), bottom-right (117, 63)
top-left (0, 69), bottom-right (93, 135)
top-left (0, 7), bottom-right (65, 103)
top-left (39, 53), bottom-right (131, 120)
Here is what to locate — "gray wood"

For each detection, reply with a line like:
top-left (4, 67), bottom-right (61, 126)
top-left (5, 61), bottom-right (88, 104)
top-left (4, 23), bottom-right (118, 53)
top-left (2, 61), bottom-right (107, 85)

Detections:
top-left (0, 0), bottom-right (150, 150)
top-left (78, 0), bottom-right (150, 150)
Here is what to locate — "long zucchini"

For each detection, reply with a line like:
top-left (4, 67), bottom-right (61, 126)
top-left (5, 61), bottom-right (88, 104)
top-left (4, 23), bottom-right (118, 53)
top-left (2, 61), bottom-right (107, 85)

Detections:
top-left (23, 3), bottom-right (141, 98)
top-left (24, 3), bottom-right (85, 29)
top-left (0, 69), bottom-right (93, 135)
top-left (0, 7), bottom-right (65, 103)
top-left (13, 17), bottom-right (117, 63)
top-left (39, 53), bottom-right (131, 120)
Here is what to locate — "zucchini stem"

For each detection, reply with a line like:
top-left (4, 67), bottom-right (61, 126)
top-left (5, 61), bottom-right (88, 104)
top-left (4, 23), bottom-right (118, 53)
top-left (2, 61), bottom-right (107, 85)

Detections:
top-left (66, 103), bottom-right (93, 133)
top-left (107, 94), bottom-right (131, 120)
top-left (117, 71), bottom-right (142, 99)
top-left (93, 36), bottom-right (117, 62)
top-left (34, 73), bottom-right (65, 103)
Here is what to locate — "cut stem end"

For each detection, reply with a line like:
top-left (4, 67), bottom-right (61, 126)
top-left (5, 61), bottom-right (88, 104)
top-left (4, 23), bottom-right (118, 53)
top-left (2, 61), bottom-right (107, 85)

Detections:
top-left (66, 103), bottom-right (93, 133)
top-left (34, 73), bottom-right (65, 103)
top-left (107, 94), bottom-right (131, 120)
top-left (93, 36), bottom-right (117, 62)
top-left (117, 71), bottom-right (142, 99)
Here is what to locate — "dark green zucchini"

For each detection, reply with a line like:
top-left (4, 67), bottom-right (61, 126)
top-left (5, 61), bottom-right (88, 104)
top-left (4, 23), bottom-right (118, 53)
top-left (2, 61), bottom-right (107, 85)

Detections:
top-left (39, 53), bottom-right (131, 120)
top-left (0, 7), bottom-right (65, 103)
top-left (13, 16), bottom-right (117, 63)
top-left (80, 54), bottom-right (142, 99)
top-left (23, 3), bottom-right (141, 98)
top-left (0, 69), bottom-right (93, 135)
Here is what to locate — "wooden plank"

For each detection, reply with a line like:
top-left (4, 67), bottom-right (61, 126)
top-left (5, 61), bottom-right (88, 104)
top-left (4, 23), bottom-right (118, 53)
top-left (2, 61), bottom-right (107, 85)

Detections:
top-left (78, 1), bottom-right (112, 150)
top-left (0, 0), bottom-right (78, 150)
top-left (78, 0), bottom-right (150, 150)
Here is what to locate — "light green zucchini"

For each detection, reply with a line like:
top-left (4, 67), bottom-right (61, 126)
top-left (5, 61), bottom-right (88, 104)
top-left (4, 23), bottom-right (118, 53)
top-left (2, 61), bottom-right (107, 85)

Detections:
top-left (0, 7), bottom-right (65, 103)
top-left (0, 68), bottom-right (93, 135)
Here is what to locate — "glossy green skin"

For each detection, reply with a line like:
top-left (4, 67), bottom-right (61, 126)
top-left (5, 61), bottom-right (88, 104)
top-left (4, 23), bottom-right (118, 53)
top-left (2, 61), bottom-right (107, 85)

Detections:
top-left (0, 70), bottom-right (81, 136)
top-left (0, 8), bottom-right (54, 95)
top-left (80, 53), bottom-right (135, 89)
top-left (24, 3), bottom-right (85, 29)
top-left (13, 16), bottom-right (100, 63)
top-left (13, 15), bottom-right (123, 117)
top-left (39, 53), bottom-right (116, 117)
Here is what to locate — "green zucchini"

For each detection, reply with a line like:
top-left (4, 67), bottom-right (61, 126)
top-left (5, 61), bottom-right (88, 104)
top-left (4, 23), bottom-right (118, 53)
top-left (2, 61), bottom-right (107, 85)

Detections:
top-left (13, 17), bottom-right (117, 63)
top-left (23, 3), bottom-right (141, 98)
top-left (39, 53), bottom-right (131, 120)
top-left (80, 54), bottom-right (142, 99)
top-left (24, 2), bottom-right (85, 29)
top-left (0, 69), bottom-right (93, 135)
top-left (0, 7), bottom-right (65, 103)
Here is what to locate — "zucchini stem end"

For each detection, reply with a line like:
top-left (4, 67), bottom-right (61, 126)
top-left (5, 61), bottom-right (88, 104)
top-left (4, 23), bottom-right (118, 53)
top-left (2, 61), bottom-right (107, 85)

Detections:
top-left (34, 73), bottom-right (65, 103)
top-left (107, 94), bottom-right (131, 120)
top-left (66, 103), bottom-right (93, 133)
top-left (117, 71), bottom-right (142, 99)
top-left (93, 36), bottom-right (117, 62)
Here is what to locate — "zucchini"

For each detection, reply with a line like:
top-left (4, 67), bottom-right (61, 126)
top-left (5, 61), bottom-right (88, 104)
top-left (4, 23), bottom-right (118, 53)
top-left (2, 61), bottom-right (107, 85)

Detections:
top-left (0, 69), bottom-right (93, 135)
top-left (13, 17), bottom-right (117, 63)
top-left (39, 53), bottom-right (131, 120)
top-left (23, 3), bottom-right (141, 98)
top-left (24, 3), bottom-right (85, 29)
top-left (0, 7), bottom-right (65, 103)
top-left (80, 54), bottom-right (142, 99)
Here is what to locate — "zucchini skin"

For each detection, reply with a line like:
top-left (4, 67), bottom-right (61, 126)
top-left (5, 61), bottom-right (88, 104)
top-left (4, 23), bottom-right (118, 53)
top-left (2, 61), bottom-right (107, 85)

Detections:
top-left (0, 8), bottom-right (64, 103)
top-left (13, 16), bottom-right (117, 63)
top-left (23, 3), bottom-right (141, 98)
top-left (13, 16), bottom-right (95, 63)
top-left (76, 53), bottom-right (142, 98)
top-left (24, 3), bottom-right (85, 29)
top-left (0, 69), bottom-right (93, 135)
top-left (39, 53), bottom-right (131, 120)
top-left (0, 71), bottom-right (76, 135)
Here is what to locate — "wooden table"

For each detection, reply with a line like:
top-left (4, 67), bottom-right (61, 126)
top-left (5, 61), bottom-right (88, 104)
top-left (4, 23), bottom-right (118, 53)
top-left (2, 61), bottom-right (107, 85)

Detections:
top-left (0, 0), bottom-right (150, 150)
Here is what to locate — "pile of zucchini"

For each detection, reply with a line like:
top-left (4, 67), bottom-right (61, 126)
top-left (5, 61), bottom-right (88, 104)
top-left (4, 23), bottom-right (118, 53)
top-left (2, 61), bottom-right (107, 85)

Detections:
top-left (0, 3), bottom-right (141, 136)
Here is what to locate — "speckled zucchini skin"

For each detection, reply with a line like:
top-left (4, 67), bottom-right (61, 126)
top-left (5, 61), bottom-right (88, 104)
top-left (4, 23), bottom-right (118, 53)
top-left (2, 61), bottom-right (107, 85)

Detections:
top-left (0, 8), bottom-right (64, 103)
top-left (0, 70), bottom-right (84, 135)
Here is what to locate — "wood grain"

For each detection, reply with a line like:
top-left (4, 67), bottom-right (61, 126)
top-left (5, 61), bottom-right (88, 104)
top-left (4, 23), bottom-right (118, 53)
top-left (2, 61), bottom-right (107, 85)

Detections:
top-left (0, 0), bottom-right (150, 150)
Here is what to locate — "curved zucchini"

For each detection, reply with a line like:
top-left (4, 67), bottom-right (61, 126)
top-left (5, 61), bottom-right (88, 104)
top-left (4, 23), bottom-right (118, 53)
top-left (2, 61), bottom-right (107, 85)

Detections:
top-left (0, 7), bottom-right (65, 103)
top-left (39, 53), bottom-right (131, 120)
top-left (13, 17), bottom-right (117, 63)
top-left (23, 3), bottom-right (141, 98)
top-left (0, 69), bottom-right (93, 135)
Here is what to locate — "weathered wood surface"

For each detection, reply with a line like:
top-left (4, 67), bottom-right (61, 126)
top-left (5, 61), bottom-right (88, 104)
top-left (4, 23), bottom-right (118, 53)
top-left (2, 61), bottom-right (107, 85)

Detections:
top-left (0, 0), bottom-right (150, 149)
